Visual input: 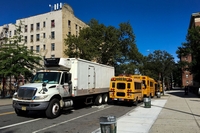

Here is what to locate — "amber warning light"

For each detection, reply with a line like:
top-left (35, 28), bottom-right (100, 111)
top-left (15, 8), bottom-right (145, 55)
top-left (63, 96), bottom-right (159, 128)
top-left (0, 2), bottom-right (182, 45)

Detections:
top-left (111, 78), bottom-right (116, 81)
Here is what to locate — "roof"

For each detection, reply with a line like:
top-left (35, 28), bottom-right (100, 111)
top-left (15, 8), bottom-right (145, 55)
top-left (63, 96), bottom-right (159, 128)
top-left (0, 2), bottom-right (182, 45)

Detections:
top-left (189, 12), bottom-right (200, 29)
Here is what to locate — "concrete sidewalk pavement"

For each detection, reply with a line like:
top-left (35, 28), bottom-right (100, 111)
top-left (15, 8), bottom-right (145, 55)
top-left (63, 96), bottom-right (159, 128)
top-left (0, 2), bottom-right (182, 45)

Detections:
top-left (150, 89), bottom-right (200, 133)
top-left (0, 98), bottom-right (12, 106)
top-left (93, 89), bottom-right (200, 133)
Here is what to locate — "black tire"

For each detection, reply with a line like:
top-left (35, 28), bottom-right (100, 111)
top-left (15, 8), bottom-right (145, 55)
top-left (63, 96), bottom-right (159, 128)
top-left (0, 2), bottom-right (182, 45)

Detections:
top-left (134, 98), bottom-right (138, 106)
top-left (94, 95), bottom-right (102, 105)
top-left (15, 108), bottom-right (29, 116)
top-left (45, 99), bottom-right (61, 119)
top-left (102, 94), bottom-right (108, 104)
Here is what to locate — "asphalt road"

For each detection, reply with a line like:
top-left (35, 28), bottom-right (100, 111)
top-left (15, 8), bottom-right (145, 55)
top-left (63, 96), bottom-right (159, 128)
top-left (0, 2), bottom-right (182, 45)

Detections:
top-left (0, 102), bottom-right (139, 133)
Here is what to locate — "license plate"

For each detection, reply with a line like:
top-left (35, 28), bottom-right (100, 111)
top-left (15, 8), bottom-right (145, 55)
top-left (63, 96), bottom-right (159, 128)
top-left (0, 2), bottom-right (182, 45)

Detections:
top-left (22, 106), bottom-right (26, 111)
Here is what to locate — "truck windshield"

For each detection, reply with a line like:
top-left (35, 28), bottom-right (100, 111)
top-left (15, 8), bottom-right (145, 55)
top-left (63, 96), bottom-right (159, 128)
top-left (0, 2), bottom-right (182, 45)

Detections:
top-left (31, 72), bottom-right (61, 84)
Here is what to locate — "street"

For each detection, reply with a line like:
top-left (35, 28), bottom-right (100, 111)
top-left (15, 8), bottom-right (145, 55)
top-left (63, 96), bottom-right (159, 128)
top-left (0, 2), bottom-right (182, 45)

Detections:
top-left (0, 102), bottom-right (139, 133)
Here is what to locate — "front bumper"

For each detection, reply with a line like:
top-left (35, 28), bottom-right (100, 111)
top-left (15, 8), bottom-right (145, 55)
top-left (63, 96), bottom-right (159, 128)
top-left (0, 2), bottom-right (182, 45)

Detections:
top-left (13, 100), bottom-right (49, 111)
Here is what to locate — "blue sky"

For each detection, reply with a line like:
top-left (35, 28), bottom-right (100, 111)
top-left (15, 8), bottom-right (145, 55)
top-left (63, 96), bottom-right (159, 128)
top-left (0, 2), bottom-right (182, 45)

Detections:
top-left (1, 0), bottom-right (200, 62)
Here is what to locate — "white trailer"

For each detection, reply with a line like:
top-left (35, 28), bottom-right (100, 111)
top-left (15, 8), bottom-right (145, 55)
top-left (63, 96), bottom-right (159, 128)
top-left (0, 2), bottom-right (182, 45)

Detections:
top-left (13, 58), bottom-right (114, 118)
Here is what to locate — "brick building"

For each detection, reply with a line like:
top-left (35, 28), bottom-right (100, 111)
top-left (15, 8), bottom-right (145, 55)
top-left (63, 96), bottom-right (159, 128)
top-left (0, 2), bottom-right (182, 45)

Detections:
top-left (181, 12), bottom-right (200, 87)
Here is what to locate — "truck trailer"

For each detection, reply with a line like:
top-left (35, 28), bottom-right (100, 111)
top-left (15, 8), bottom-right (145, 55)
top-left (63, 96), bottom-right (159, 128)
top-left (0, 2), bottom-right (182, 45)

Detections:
top-left (13, 58), bottom-right (114, 118)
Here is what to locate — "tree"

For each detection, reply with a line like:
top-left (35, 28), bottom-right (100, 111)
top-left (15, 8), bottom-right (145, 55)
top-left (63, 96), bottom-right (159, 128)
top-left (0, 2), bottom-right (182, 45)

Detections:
top-left (64, 19), bottom-right (143, 75)
top-left (142, 50), bottom-right (175, 94)
top-left (0, 22), bottom-right (42, 97)
top-left (64, 19), bottom-right (107, 62)
top-left (115, 22), bottom-right (143, 75)
top-left (176, 26), bottom-right (200, 83)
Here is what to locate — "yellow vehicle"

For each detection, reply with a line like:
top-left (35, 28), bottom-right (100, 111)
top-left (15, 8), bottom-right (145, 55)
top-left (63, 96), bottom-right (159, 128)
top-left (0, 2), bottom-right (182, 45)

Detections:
top-left (157, 80), bottom-right (163, 93)
top-left (109, 75), bottom-right (143, 105)
top-left (149, 78), bottom-right (156, 98)
top-left (133, 75), bottom-right (155, 98)
top-left (154, 81), bottom-right (159, 94)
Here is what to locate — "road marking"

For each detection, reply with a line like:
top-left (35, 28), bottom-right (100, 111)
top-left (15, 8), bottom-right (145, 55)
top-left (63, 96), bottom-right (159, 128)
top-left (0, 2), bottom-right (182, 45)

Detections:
top-left (0, 111), bottom-right (15, 116)
top-left (33, 106), bottom-right (112, 133)
top-left (0, 118), bottom-right (42, 130)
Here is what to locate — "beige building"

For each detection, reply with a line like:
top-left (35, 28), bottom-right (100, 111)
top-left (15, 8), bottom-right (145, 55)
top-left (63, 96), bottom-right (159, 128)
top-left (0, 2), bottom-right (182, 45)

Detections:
top-left (0, 3), bottom-right (88, 58)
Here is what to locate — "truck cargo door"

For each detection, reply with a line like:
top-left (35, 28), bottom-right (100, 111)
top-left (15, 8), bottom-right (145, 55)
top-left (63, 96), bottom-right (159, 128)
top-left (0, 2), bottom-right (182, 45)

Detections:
top-left (88, 66), bottom-right (95, 89)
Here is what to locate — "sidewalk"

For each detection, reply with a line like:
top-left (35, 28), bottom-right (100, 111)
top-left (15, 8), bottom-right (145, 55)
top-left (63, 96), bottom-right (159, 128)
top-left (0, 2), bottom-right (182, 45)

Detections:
top-left (0, 98), bottom-right (12, 106)
top-left (150, 89), bottom-right (200, 133)
top-left (93, 89), bottom-right (200, 133)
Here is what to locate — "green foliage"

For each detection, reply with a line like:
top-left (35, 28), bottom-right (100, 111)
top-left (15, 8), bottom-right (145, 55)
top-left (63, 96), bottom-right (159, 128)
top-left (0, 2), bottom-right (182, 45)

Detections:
top-left (64, 19), bottom-right (143, 75)
top-left (176, 26), bottom-right (200, 83)
top-left (141, 50), bottom-right (175, 81)
top-left (0, 21), bottom-right (42, 80)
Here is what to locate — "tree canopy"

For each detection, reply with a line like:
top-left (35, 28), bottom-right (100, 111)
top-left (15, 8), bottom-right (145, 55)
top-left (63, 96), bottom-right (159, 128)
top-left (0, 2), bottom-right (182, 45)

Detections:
top-left (176, 26), bottom-right (200, 83)
top-left (64, 19), bottom-right (143, 75)
top-left (140, 50), bottom-right (175, 93)
top-left (0, 22), bottom-right (42, 81)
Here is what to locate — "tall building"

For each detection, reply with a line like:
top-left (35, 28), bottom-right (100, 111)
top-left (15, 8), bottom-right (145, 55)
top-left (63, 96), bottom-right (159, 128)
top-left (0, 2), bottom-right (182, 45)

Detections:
top-left (0, 3), bottom-right (88, 58)
top-left (181, 12), bottom-right (200, 87)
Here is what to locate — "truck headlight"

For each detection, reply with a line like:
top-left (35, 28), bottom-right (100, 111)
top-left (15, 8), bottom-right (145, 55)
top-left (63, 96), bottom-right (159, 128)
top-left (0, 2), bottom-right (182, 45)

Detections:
top-left (33, 95), bottom-right (48, 100)
top-left (13, 92), bottom-right (18, 98)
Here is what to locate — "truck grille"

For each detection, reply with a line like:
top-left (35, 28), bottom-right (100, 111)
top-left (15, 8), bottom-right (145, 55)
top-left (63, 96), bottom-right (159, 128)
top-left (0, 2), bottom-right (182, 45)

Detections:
top-left (17, 87), bottom-right (37, 100)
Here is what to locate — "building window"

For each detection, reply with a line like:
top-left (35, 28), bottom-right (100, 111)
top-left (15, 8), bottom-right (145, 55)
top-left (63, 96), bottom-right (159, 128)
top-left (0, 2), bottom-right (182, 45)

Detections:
top-left (25, 25), bottom-right (28, 32)
top-left (75, 24), bottom-right (78, 30)
top-left (43, 44), bottom-right (46, 50)
top-left (68, 32), bottom-right (71, 35)
top-left (36, 23), bottom-right (40, 30)
top-left (68, 20), bottom-right (71, 27)
top-left (51, 20), bottom-right (55, 28)
top-left (30, 46), bottom-right (34, 52)
top-left (36, 34), bottom-right (40, 41)
top-left (186, 80), bottom-right (189, 85)
top-left (9, 31), bottom-right (12, 37)
top-left (185, 57), bottom-right (188, 61)
top-left (79, 26), bottom-right (82, 31)
top-left (51, 55), bottom-right (55, 58)
top-left (14, 30), bottom-right (16, 35)
top-left (43, 21), bottom-right (46, 28)
top-left (51, 43), bottom-right (55, 51)
top-left (30, 35), bottom-right (33, 42)
top-left (186, 74), bottom-right (188, 78)
top-left (31, 24), bottom-right (34, 32)
top-left (24, 36), bottom-right (27, 43)
top-left (36, 45), bottom-right (40, 53)
top-left (51, 31), bottom-right (55, 39)
top-left (43, 33), bottom-right (46, 38)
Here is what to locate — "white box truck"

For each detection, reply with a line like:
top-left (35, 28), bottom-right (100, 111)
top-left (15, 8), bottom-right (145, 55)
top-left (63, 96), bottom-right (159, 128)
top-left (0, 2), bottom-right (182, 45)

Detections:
top-left (12, 58), bottom-right (114, 118)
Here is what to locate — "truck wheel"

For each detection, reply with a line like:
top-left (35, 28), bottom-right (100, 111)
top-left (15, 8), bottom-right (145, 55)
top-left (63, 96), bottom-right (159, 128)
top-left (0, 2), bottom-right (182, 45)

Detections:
top-left (94, 95), bottom-right (102, 105)
top-left (102, 94), bottom-right (108, 104)
top-left (46, 99), bottom-right (61, 119)
top-left (15, 108), bottom-right (29, 116)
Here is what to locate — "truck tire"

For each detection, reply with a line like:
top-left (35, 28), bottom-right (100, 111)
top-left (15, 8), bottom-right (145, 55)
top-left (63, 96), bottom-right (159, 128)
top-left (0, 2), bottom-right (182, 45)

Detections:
top-left (102, 94), bottom-right (108, 104)
top-left (15, 108), bottom-right (29, 116)
top-left (94, 95), bottom-right (102, 105)
top-left (46, 99), bottom-right (61, 119)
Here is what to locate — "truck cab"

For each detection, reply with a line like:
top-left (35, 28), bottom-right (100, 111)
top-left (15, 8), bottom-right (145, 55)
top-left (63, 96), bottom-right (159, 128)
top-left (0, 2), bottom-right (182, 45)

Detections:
top-left (13, 58), bottom-right (73, 119)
